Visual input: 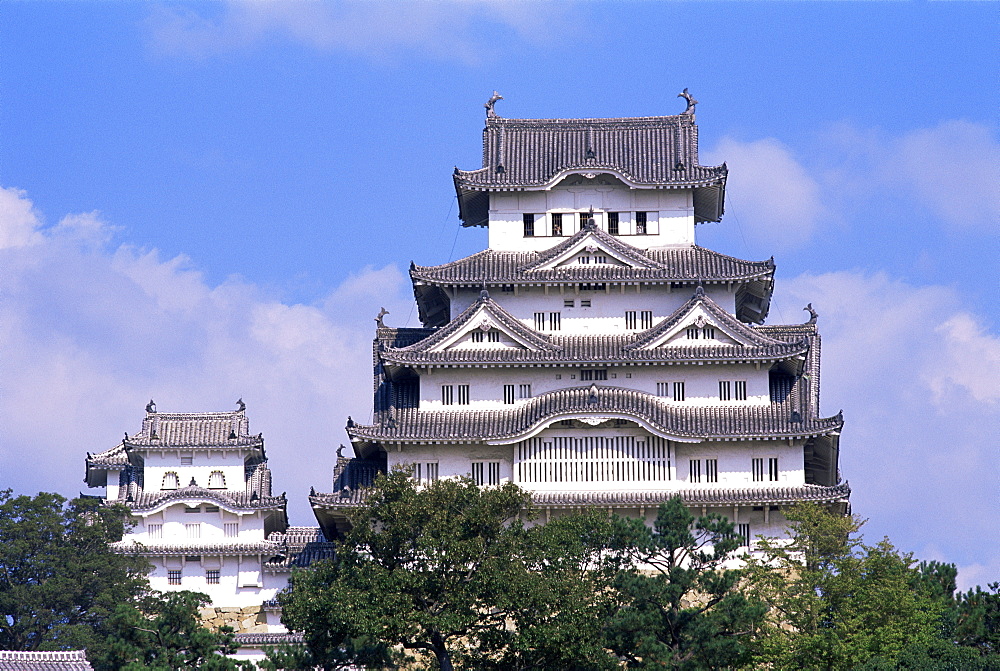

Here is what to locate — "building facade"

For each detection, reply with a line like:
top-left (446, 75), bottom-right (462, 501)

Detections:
top-left (312, 93), bottom-right (849, 543)
top-left (84, 403), bottom-right (331, 656)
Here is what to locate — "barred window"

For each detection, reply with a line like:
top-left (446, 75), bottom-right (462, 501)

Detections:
top-left (673, 381), bottom-right (685, 402)
top-left (581, 299), bottom-right (591, 307)
top-left (580, 369), bottom-right (607, 381)
top-left (752, 458), bottom-right (764, 482)
top-left (607, 211), bottom-right (619, 235)
top-left (472, 461), bottom-right (501, 487)
top-left (640, 310), bottom-right (653, 329)
top-left (625, 311), bottom-right (637, 329)
top-left (719, 381), bottom-right (732, 401)
top-left (735, 381), bottom-right (747, 401)
top-left (706, 459), bottom-right (718, 483)
top-left (534, 312), bottom-right (545, 330)
top-left (518, 384), bottom-right (532, 399)
top-left (768, 457), bottom-right (779, 482)
top-left (168, 570), bottom-right (181, 585)
top-left (549, 312), bottom-right (561, 330)
top-left (488, 330), bottom-right (500, 343)
top-left (737, 523), bottom-right (751, 548)
top-left (564, 299), bottom-right (574, 308)
top-left (551, 213), bottom-right (563, 236)
top-left (181, 456), bottom-right (193, 466)
top-left (185, 523), bottom-right (201, 539)
top-left (458, 385), bottom-right (470, 405)
top-left (523, 213), bottom-right (535, 237)
top-left (578, 255), bottom-right (591, 264)
top-left (503, 384), bottom-right (515, 405)
top-left (224, 522), bottom-right (239, 538)
top-left (414, 462), bottom-right (439, 486)
top-left (148, 523), bottom-right (163, 539)
top-left (206, 570), bottom-right (220, 585)
top-left (578, 283), bottom-right (606, 291)
top-left (656, 382), bottom-right (670, 397)
top-left (689, 459), bottom-right (702, 483)
top-left (161, 472), bottom-right (179, 490)
top-left (441, 385), bottom-right (454, 405)
top-left (472, 331), bottom-right (484, 343)
top-left (705, 326), bottom-right (716, 339)
top-left (635, 211), bottom-right (647, 235)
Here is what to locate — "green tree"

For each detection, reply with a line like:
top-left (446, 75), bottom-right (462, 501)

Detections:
top-left (91, 590), bottom-right (253, 670)
top-left (747, 503), bottom-right (946, 670)
top-left (956, 582), bottom-right (1000, 659)
top-left (605, 497), bottom-right (767, 669)
top-left (0, 490), bottom-right (149, 652)
top-left (279, 469), bottom-right (531, 670)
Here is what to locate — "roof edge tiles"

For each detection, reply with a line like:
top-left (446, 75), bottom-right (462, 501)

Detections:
top-left (116, 486), bottom-right (287, 513)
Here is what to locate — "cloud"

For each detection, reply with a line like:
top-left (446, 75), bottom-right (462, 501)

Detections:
top-left (773, 271), bottom-right (1000, 588)
top-left (704, 138), bottom-right (825, 252)
top-left (0, 186), bottom-right (44, 249)
top-left (0, 186), bottom-right (413, 524)
top-left (145, 0), bottom-right (572, 63)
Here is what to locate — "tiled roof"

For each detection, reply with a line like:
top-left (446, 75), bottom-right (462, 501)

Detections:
top-left (262, 526), bottom-right (336, 571)
top-left (0, 651), bottom-right (93, 671)
top-left (110, 540), bottom-right (283, 556)
top-left (119, 486), bottom-right (287, 513)
top-left (86, 443), bottom-right (129, 467)
top-left (410, 240), bottom-right (774, 286)
top-left (127, 409), bottom-right (263, 448)
top-left (233, 632), bottom-right (305, 646)
top-left (349, 386), bottom-right (843, 445)
top-left (312, 482), bottom-right (851, 511)
top-left (453, 114), bottom-right (727, 225)
top-left (383, 288), bottom-right (806, 368)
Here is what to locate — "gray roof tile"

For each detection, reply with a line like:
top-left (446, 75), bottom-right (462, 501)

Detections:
top-left (0, 651), bottom-right (93, 671)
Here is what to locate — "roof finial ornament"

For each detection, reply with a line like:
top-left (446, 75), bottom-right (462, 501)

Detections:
top-left (588, 383), bottom-right (599, 404)
top-left (346, 416), bottom-right (355, 428)
top-left (694, 281), bottom-right (705, 297)
top-left (123, 432), bottom-right (128, 443)
top-left (336, 444), bottom-right (345, 459)
top-left (189, 477), bottom-right (198, 487)
top-left (485, 90), bottom-right (503, 118)
top-left (804, 303), bottom-right (818, 324)
top-left (375, 307), bottom-right (389, 328)
top-left (678, 88), bottom-right (698, 115)
top-left (584, 206), bottom-right (597, 230)
top-left (145, 399), bottom-right (156, 413)
top-left (236, 398), bottom-right (245, 412)
top-left (480, 279), bottom-right (490, 300)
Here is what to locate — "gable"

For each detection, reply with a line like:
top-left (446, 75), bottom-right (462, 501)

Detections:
top-left (641, 305), bottom-right (748, 349)
top-left (425, 305), bottom-right (536, 353)
top-left (532, 235), bottom-right (656, 272)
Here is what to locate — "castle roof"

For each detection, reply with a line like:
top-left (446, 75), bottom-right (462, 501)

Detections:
top-left (0, 651), bottom-right (93, 671)
top-left (453, 113), bottom-right (727, 226)
top-left (119, 485), bottom-right (287, 514)
top-left (381, 289), bottom-right (806, 369)
top-left (349, 385), bottom-right (842, 447)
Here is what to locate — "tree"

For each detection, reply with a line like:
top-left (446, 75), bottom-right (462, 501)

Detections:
top-left (0, 490), bottom-right (149, 652)
top-left (605, 497), bottom-right (767, 669)
top-left (747, 503), bottom-right (947, 670)
top-left (279, 469), bottom-right (532, 670)
top-left (91, 590), bottom-right (253, 670)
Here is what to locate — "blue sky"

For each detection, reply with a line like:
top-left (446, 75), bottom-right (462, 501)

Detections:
top-left (1, 2), bottom-right (998, 587)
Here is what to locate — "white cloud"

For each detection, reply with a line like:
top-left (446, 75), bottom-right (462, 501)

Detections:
top-left (0, 186), bottom-right (44, 249)
top-left (0, 187), bottom-right (413, 524)
top-left (773, 271), bottom-right (1000, 587)
top-left (145, 0), bottom-right (573, 63)
top-left (705, 138), bottom-right (825, 252)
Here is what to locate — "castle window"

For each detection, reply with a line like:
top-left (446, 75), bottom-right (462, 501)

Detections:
top-left (737, 523), bottom-right (751, 548)
top-left (414, 462), bottom-right (439, 486)
top-left (689, 459), bottom-right (701, 483)
top-left (441, 385), bottom-right (454, 405)
top-left (488, 330), bottom-right (500, 343)
top-left (625, 311), bottom-right (637, 329)
top-left (503, 385), bottom-right (515, 404)
top-left (206, 570), bottom-right (220, 585)
top-left (181, 456), bottom-right (193, 466)
top-left (184, 507), bottom-right (200, 513)
top-left (168, 570), bottom-right (181, 585)
top-left (686, 327), bottom-right (699, 339)
top-left (564, 299), bottom-right (574, 308)
top-left (578, 255), bottom-right (591, 264)
top-left (549, 312), bottom-right (561, 330)
top-left (607, 212), bottom-right (619, 235)
top-left (578, 283), bottom-right (606, 291)
top-left (580, 369), bottom-right (607, 381)
top-left (706, 459), bottom-right (718, 483)
top-left (523, 213), bottom-right (535, 237)
top-left (705, 327), bottom-right (716, 339)
top-left (768, 457), bottom-right (779, 481)
top-left (752, 458), bottom-right (764, 481)
top-left (656, 382), bottom-right (670, 397)
top-left (208, 471), bottom-right (226, 489)
top-left (551, 213), bottom-right (563, 236)
top-left (472, 331), bottom-right (484, 343)
top-left (148, 523), bottom-right (162, 540)
top-left (635, 211), bottom-right (647, 235)
top-left (457, 385), bottom-right (470, 405)
top-left (734, 381), bottom-right (747, 401)
top-left (472, 461), bottom-right (501, 487)
top-left (581, 299), bottom-right (591, 307)
top-left (640, 311), bottom-right (653, 329)
top-left (518, 384), bottom-right (532, 399)
top-left (224, 523), bottom-right (239, 538)
top-left (205, 506), bottom-right (219, 513)
top-left (161, 472), bottom-right (179, 490)
top-left (185, 523), bottom-right (200, 539)
top-left (719, 381), bottom-right (732, 401)
top-left (672, 382), bottom-right (685, 402)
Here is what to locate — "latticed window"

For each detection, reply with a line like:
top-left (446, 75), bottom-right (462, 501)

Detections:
top-left (457, 385), bottom-right (470, 405)
top-left (488, 330), bottom-right (500, 343)
top-left (551, 213), bottom-right (563, 236)
top-left (706, 459), bottom-right (718, 483)
top-left (518, 384), bottom-right (532, 399)
top-left (768, 457), bottom-right (779, 481)
top-left (719, 381), bottom-right (732, 401)
top-left (441, 385), bottom-right (454, 405)
top-left (672, 381), bottom-right (685, 402)
top-left (737, 523), bottom-right (751, 548)
top-left (206, 570), bottom-right (220, 585)
top-left (517, 436), bottom-right (671, 484)
top-left (168, 570), bottom-right (181, 585)
top-left (534, 312), bottom-right (545, 330)
top-left (580, 369), bottom-right (607, 381)
top-left (208, 471), bottom-right (226, 489)
top-left (472, 331), bottom-right (484, 343)
top-left (185, 523), bottom-right (201, 539)
top-left (640, 311), bottom-right (653, 329)
top-left (472, 461), bottom-right (501, 486)
top-left (607, 211), bottom-right (619, 235)
top-left (548, 312), bottom-right (561, 330)
top-left (148, 523), bottom-right (162, 539)
top-left (752, 458), bottom-right (764, 481)
top-left (224, 522), bottom-right (239, 538)
top-left (734, 381), bottom-right (747, 401)
top-left (413, 462), bottom-right (438, 486)
top-left (181, 456), bottom-right (193, 466)
top-left (656, 382), bottom-right (670, 397)
top-left (689, 459), bottom-right (702, 483)
top-left (161, 472), bottom-right (179, 490)
top-left (635, 211), bottom-right (647, 234)
top-left (625, 311), bottom-right (637, 329)
top-left (523, 213), bottom-right (535, 237)
top-left (503, 385), bottom-right (515, 405)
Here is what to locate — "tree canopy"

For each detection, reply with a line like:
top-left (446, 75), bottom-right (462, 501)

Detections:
top-left (0, 490), bottom-right (149, 652)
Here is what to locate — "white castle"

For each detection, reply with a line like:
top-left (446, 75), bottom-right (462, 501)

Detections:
top-left (311, 92), bottom-right (849, 542)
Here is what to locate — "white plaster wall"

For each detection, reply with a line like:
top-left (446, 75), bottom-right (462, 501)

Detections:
top-left (141, 450), bottom-right (248, 494)
top-left (417, 363), bottom-right (771, 410)
top-left (146, 555), bottom-right (288, 608)
top-left (387, 444), bottom-right (513, 483)
top-left (672, 441), bottom-right (805, 487)
top-left (450, 285), bottom-right (738, 326)
top-left (124, 503), bottom-right (266, 544)
top-left (487, 181), bottom-right (695, 251)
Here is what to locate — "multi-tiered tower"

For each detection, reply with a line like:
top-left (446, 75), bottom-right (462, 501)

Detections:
top-left (85, 403), bottom-right (331, 658)
top-left (311, 94), bottom-right (849, 544)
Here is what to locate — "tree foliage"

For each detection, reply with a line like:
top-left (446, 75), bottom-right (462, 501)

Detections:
top-left (90, 590), bottom-right (253, 671)
top-left (0, 490), bottom-right (149, 652)
top-left (606, 497), bottom-right (767, 669)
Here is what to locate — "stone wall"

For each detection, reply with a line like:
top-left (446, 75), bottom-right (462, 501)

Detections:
top-left (199, 605), bottom-right (269, 634)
